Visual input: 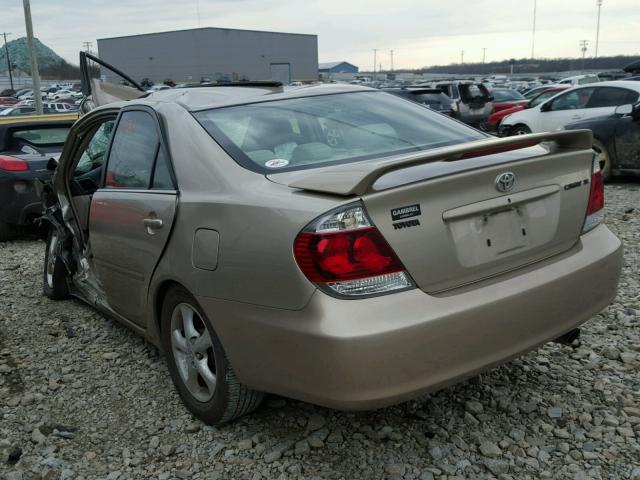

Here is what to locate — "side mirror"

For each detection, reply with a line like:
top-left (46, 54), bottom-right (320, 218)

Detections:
top-left (487, 95), bottom-right (494, 101)
top-left (46, 157), bottom-right (58, 171)
top-left (540, 102), bottom-right (551, 112)
top-left (614, 104), bottom-right (633, 116)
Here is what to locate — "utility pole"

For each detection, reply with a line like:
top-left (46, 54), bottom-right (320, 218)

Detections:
top-left (531, 0), bottom-right (537, 59)
top-left (482, 48), bottom-right (487, 63)
top-left (390, 50), bottom-right (394, 72)
top-left (580, 40), bottom-right (589, 72)
top-left (595, 0), bottom-right (603, 58)
top-left (373, 49), bottom-right (377, 78)
top-left (82, 41), bottom-right (93, 53)
top-left (460, 50), bottom-right (464, 64)
top-left (2, 32), bottom-right (14, 91)
top-left (23, 0), bottom-right (42, 114)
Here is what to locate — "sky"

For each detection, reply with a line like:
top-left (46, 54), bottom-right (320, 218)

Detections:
top-left (3, 0), bottom-right (640, 70)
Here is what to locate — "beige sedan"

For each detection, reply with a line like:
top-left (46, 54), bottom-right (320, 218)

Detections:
top-left (41, 62), bottom-right (622, 425)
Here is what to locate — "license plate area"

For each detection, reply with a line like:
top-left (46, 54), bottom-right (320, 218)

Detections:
top-left (448, 206), bottom-right (532, 267)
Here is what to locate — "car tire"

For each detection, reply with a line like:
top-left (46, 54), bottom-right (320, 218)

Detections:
top-left (592, 140), bottom-right (612, 181)
top-left (0, 219), bottom-right (18, 242)
top-left (161, 286), bottom-right (264, 425)
top-left (510, 124), bottom-right (531, 136)
top-left (43, 228), bottom-right (71, 300)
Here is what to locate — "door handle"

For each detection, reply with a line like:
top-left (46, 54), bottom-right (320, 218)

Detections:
top-left (143, 218), bottom-right (163, 230)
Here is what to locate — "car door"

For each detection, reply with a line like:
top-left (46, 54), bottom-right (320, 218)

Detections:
top-left (537, 87), bottom-right (597, 131)
top-left (586, 86), bottom-right (640, 123)
top-left (613, 106), bottom-right (640, 171)
top-left (89, 107), bottom-right (177, 326)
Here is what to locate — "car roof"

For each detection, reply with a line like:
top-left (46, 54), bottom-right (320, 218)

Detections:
top-left (134, 83), bottom-right (377, 111)
top-left (571, 80), bottom-right (640, 91)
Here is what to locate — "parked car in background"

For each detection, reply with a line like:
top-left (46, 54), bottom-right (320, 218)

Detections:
top-left (0, 96), bottom-right (19, 106)
top-left (487, 86), bottom-right (570, 131)
top-left (523, 84), bottom-right (561, 99)
top-left (0, 106), bottom-right (50, 116)
top-left (564, 102), bottom-right (640, 179)
top-left (43, 102), bottom-right (78, 113)
top-left (382, 87), bottom-right (453, 115)
top-left (48, 89), bottom-right (81, 101)
top-left (39, 52), bottom-right (622, 426)
top-left (558, 74), bottom-right (600, 86)
top-left (0, 119), bottom-right (74, 240)
top-left (490, 88), bottom-right (529, 112)
top-left (433, 81), bottom-right (493, 127)
top-left (499, 81), bottom-right (640, 136)
top-left (147, 85), bottom-right (172, 93)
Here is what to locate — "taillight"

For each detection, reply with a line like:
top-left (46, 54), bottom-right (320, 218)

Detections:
top-left (582, 156), bottom-right (605, 233)
top-left (0, 155), bottom-right (29, 172)
top-left (294, 203), bottom-right (413, 297)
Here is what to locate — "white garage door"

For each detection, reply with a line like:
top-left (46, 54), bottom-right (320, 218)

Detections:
top-left (270, 63), bottom-right (291, 85)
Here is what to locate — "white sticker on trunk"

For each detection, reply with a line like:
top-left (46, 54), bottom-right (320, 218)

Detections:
top-left (265, 159), bottom-right (290, 169)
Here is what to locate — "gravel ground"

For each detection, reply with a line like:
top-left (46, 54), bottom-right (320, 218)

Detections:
top-left (1, 182), bottom-right (639, 480)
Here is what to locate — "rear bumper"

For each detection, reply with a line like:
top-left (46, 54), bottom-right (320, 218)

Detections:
top-left (198, 224), bottom-right (622, 410)
top-left (0, 172), bottom-right (48, 225)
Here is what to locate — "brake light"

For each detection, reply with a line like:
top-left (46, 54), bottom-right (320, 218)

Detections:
top-left (294, 203), bottom-right (413, 297)
top-left (0, 155), bottom-right (29, 172)
top-left (582, 157), bottom-right (605, 233)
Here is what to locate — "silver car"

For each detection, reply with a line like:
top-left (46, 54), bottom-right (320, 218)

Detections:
top-left (40, 56), bottom-right (622, 425)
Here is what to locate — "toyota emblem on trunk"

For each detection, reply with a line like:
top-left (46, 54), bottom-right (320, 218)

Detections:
top-left (495, 172), bottom-right (515, 192)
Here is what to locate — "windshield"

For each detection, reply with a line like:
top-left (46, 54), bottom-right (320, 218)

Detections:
top-left (530, 89), bottom-right (563, 107)
top-left (194, 91), bottom-right (485, 173)
top-left (492, 89), bottom-right (525, 101)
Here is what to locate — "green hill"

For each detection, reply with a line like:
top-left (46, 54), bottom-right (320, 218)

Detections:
top-left (0, 37), bottom-right (80, 79)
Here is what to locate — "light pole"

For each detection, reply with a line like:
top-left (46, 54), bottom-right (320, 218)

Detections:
top-left (460, 50), bottom-right (464, 64)
top-left (2, 32), bottom-right (14, 91)
top-left (531, 0), bottom-right (537, 59)
top-left (23, 0), bottom-right (42, 114)
top-left (482, 48), bottom-right (487, 63)
top-left (390, 50), bottom-right (394, 72)
top-left (373, 49), bottom-right (377, 78)
top-left (580, 40), bottom-right (589, 72)
top-left (595, 0), bottom-right (603, 58)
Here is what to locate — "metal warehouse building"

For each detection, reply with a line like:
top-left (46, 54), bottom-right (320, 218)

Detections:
top-left (97, 27), bottom-right (318, 84)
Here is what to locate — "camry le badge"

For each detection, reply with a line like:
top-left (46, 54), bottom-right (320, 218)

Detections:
top-left (495, 172), bottom-right (516, 192)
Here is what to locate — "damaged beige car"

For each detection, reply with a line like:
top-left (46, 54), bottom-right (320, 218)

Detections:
top-left (40, 53), bottom-right (623, 425)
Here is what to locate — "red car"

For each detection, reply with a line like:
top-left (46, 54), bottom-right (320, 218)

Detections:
top-left (487, 86), bottom-right (571, 130)
top-left (490, 88), bottom-right (529, 112)
top-left (0, 97), bottom-right (19, 106)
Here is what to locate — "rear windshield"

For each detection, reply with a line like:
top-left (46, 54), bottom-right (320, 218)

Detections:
top-left (491, 89), bottom-right (525, 101)
top-left (194, 92), bottom-right (484, 173)
top-left (12, 127), bottom-right (69, 145)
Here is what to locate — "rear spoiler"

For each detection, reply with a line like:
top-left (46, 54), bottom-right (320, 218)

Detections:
top-left (272, 130), bottom-right (593, 196)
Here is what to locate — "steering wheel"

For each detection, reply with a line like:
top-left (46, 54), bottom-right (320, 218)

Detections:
top-left (325, 128), bottom-right (344, 147)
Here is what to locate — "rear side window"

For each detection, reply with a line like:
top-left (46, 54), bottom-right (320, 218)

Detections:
top-left (589, 87), bottom-right (639, 108)
top-left (105, 111), bottom-right (159, 189)
top-left (194, 91), bottom-right (485, 173)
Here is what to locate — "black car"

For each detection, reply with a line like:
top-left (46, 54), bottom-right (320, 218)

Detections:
top-left (564, 102), bottom-right (640, 179)
top-left (381, 88), bottom-right (453, 116)
top-left (0, 120), bottom-right (73, 240)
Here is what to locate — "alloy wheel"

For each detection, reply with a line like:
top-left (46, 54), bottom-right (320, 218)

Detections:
top-left (170, 303), bottom-right (217, 402)
top-left (46, 232), bottom-right (58, 289)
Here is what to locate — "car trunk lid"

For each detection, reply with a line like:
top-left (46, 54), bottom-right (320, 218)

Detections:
top-left (270, 130), bottom-right (595, 292)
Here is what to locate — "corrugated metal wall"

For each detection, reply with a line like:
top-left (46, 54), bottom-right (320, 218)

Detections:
top-left (97, 28), bottom-right (318, 84)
